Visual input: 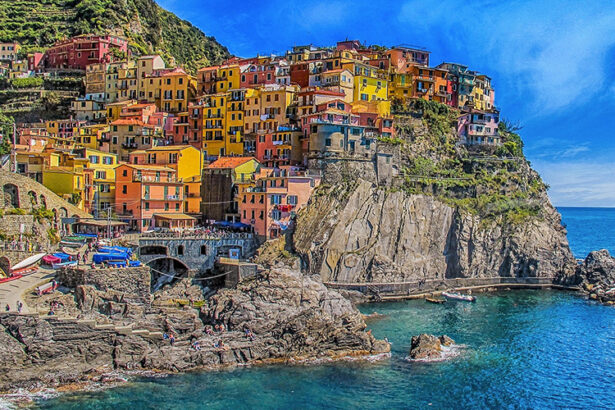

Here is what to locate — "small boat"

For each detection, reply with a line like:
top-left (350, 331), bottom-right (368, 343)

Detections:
top-left (442, 291), bottom-right (476, 302)
top-left (52, 260), bottom-right (78, 269)
top-left (36, 280), bottom-right (58, 295)
top-left (426, 297), bottom-right (446, 304)
top-left (9, 252), bottom-right (46, 275)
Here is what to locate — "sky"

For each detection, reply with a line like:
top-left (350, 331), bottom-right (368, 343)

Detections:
top-left (158, 0), bottom-right (615, 207)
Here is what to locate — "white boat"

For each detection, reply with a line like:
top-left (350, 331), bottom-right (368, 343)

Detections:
top-left (52, 260), bottom-right (78, 269)
top-left (442, 291), bottom-right (476, 302)
top-left (9, 253), bottom-right (46, 275)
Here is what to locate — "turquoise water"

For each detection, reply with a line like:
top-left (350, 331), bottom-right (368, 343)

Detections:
top-left (38, 291), bottom-right (615, 409)
top-left (559, 207), bottom-right (615, 258)
top-left (37, 207), bottom-right (615, 409)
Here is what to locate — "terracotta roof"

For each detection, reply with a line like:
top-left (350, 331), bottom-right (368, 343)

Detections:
top-left (208, 156), bottom-right (256, 169)
top-left (299, 89), bottom-right (345, 96)
top-left (322, 68), bottom-right (352, 74)
top-left (110, 119), bottom-right (145, 126)
top-left (162, 68), bottom-right (188, 77)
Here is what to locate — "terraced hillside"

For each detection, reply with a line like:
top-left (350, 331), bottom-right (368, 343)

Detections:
top-left (0, 0), bottom-right (230, 72)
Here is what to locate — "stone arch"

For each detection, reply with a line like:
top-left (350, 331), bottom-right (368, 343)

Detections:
top-left (146, 257), bottom-right (190, 291)
top-left (39, 194), bottom-right (47, 208)
top-left (59, 207), bottom-right (68, 218)
top-left (139, 245), bottom-right (168, 256)
top-left (0, 256), bottom-right (10, 278)
top-left (28, 191), bottom-right (38, 206)
top-left (3, 183), bottom-right (19, 208)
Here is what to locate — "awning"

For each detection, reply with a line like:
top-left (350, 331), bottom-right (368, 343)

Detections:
top-left (153, 213), bottom-right (197, 221)
top-left (75, 220), bottom-right (128, 227)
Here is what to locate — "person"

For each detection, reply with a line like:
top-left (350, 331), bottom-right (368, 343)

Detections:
top-left (48, 308), bottom-right (55, 316)
top-left (219, 323), bottom-right (225, 332)
top-left (214, 324), bottom-right (220, 332)
top-left (82, 254), bottom-right (87, 265)
top-left (169, 333), bottom-right (175, 346)
top-left (17, 301), bottom-right (22, 313)
top-left (4, 304), bottom-right (9, 312)
top-left (163, 333), bottom-right (169, 340)
top-left (192, 340), bottom-right (201, 351)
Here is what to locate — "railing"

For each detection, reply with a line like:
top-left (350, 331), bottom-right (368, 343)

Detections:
top-left (140, 231), bottom-right (254, 240)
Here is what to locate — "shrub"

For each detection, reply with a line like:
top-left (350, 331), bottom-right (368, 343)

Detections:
top-left (10, 77), bottom-right (43, 89)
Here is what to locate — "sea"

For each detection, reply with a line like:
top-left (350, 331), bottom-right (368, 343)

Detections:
top-left (32, 207), bottom-right (615, 409)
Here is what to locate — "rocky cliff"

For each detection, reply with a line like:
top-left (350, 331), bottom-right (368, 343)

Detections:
top-left (0, 266), bottom-right (387, 392)
top-left (293, 100), bottom-right (577, 287)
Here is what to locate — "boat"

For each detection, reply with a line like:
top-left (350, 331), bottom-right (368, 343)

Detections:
top-left (426, 297), bottom-right (446, 304)
top-left (52, 260), bottom-right (78, 269)
top-left (9, 252), bottom-right (46, 276)
top-left (442, 291), bottom-right (476, 302)
top-left (36, 280), bottom-right (58, 295)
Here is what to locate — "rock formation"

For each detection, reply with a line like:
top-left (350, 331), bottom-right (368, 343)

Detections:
top-left (294, 179), bottom-right (575, 285)
top-left (409, 334), bottom-right (455, 360)
top-left (0, 266), bottom-right (388, 392)
top-left (575, 250), bottom-right (615, 304)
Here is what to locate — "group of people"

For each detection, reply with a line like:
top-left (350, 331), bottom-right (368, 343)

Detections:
top-left (1, 240), bottom-right (43, 253)
top-left (162, 323), bottom-right (256, 353)
top-left (47, 300), bottom-right (62, 315)
top-left (4, 300), bottom-right (24, 313)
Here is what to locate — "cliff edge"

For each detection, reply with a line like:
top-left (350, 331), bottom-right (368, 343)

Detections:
top-left (292, 100), bottom-right (576, 287)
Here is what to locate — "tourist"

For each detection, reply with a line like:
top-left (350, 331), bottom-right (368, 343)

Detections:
top-left (4, 304), bottom-right (9, 312)
top-left (169, 333), bottom-right (175, 346)
top-left (214, 324), bottom-right (220, 332)
top-left (219, 323), bottom-right (225, 332)
top-left (17, 301), bottom-right (22, 313)
top-left (192, 340), bottom-right (201, 351)
top-left (82, 253), bottom-right (87, 265)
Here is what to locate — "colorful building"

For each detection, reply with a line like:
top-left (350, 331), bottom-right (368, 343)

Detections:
top-left (115, 164), bottom-right (185, 232)
top-left (42, 35), bottom-right (128, 71)
top-left (457, 110), bottom-right (500, 145)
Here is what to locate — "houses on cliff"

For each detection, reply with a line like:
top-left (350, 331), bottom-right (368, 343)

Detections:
top-left (3, 36), bottom-right (501, 240)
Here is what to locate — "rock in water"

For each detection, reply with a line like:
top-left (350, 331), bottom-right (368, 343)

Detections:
top-left (409, 334), bottom-right (456, 360)
top-left (576, 250), bottom-right (615, 304)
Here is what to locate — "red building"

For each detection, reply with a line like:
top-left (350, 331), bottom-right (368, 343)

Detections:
top-left (289, 62), bottom-right (310, 87)
top-left (42, 35), bottom-right (129, 71)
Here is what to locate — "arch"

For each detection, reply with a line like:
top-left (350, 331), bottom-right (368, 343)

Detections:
top-left (39, 194), bottom-right (47, 208)
top-left (200, 244), bottom-right (207, 255)
top-left (3, 183), bottom-right (19, 208)
top-left (177, 245), bottom-right (185, 256)
top-left (146, 257), bottom-right (190, 292)
top-left (139, 245), bottom-right (168, 256)
top-left (71, 214), bottom-right (79, 219)
top-left (59, 207), bottom-right (68, 218)
top-left (28, 191), bottom-right (38, 206)
top-left (0, 256), bottom-right (10, 278)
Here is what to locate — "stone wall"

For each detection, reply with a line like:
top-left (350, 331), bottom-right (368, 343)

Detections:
top-left (57, 266), bottom-right (151, 303)
top-left (0, 169), bottom-right (89, 217)
top-left (138, 234), bottom-right (258, 273)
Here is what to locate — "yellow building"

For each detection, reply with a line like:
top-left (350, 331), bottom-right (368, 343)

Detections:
top-left (42, 166), bottom-right (87, 209)
top-left (144, 145), bottom-right (201, 181)
top-left (75, 124), bottom-right (110, 150)
top-left (75, 148), bottom-right (118, 214)
top-left (321, 69), bottom-right (354, 103)
top-left (388, 72), bottom-right (413, 101)
top-left (106, 100), bottom-right (137, 123)
top-left (215, 64), bottom-right (241, 93)
top-left (117, 61), bottom-right (138, 101)
top-left (158, 68), bottom-right (196, 113)
top-left (351, 62), bottom-right (388, 102)
top-left (473, 74), bottom-right (494, 111)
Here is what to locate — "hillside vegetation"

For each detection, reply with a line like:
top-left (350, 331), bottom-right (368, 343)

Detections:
top-left (387, 99), bottom-right (548, 224)
top-left (0, 0), bottom-right (230, 72)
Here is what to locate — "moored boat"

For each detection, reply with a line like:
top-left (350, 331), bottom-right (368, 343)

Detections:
top-left (52, 260), bottom-right (78, 269)
top-left (442, 291), bottom-right (476, 302)
top-left (426, 297), bottom-right (446, 304)
top-left (9, 252), bottom-right (46, 275)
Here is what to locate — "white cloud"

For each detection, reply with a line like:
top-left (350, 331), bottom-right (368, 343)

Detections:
top-left (533, 160), bottom-right (615, 207)
top-left (398, 0), bottom-right (615, 116)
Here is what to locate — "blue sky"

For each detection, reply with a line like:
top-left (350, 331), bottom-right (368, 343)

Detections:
top-left (159, 0), bottom-right (615, 207)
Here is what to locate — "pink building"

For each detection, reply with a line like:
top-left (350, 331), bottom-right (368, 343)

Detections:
top-left (42, 35), bottom-right (128, 71)
top-left (457, 110), bottom-right (500, 145)
top-left (239, 166), bottom-right (320, 239)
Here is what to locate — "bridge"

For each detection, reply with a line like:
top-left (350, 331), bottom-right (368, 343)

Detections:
top-left (137, 232), bottom-right (258, 288)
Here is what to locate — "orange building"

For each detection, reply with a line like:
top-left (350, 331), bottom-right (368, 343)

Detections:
top-left (115, 164), bottom-right (185, 232)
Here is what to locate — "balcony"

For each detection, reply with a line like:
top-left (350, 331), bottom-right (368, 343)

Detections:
top-left (121, 142), bottom-right (138, 149)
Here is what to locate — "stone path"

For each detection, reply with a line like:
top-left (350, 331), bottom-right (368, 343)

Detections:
top-left (0, 268), bottom-right (55, 313)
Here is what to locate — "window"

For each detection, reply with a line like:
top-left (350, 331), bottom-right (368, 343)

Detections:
top-left (145, 202), bottom-right (150, 210)
top-left (361, 93), bottom-right (368, 101)
top-left (122, 185), bottom-right (127, 194)
top-left (200, 245), bottom-right (207, 255)
top-left (271, 210), bottom-right (282, 220)
top-left (175, 203), bottom-right (180, 211)
top-left (325, 138), bottom-right (332, 147)
top-left (89, 155), bottom-right (99, 164)
top-left (287, 195), bottom-right (298, 205)
top-left (164, 203), bottom-right (169, 211)
top-left (177, 245), bottom-right (184, 256)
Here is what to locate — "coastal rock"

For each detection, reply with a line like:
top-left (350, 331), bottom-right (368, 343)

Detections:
top-left (0, 267), bottom-right (387, 392)
top-left (409, 334), bottom-right (455, 360)
top-left (576, 250), bottom-right (615, 303)
top-left (294, 179), bottom-right (576, 286)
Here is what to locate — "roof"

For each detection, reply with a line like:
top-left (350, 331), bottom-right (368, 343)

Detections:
top-left (162, 68), bottom-right (188, 77)
top-left (208, 156), bottom-right (256, 169)
top-left (153, 213), bottom-right (196, 221)
top-left (146, 145), bottom-right (195, 152)
top-left (119, 164), bottom-right (175, 172)
top-left (299, 89), bottom-right (345, 97)
top-left (75, 220), bottom-right (127, 227)
top-left (321, 68), bottom-right (352, 74)
top-left (110, 119), bottom-right (144, 126)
